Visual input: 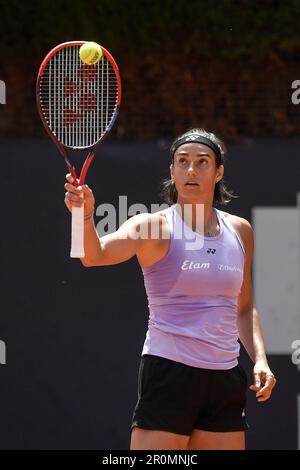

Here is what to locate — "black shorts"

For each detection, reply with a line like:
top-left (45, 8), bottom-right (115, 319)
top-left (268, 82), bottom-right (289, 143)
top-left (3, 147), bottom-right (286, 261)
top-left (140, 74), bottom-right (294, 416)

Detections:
top-left (131, 354), bottom-right (249, 436)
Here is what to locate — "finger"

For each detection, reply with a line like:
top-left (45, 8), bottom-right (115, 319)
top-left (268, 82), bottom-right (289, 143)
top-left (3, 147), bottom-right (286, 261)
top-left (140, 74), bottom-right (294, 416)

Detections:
top-left (67, 200), bottom-right (83, 208)
top-left (64, 183), bottom-right (79, 194)
top-left (249, 383), bottom-right (261, 392)
top-left (66, 173), bottom-right (74, 183)
top-left (257, 392), bottom-right (271, 402)
top-left (65, 193), bottom-right (84, 204)
top-left (256, 375), bottom-right (276, 396)
top-left (256, 385), bottom-right (271, 397)
top-left (257, 375), bottom-right (276, 394)
top-left (267, 375), bottom-right (277, 388)
top-left (65, 201), bottom-right (72, 211)
top-left (253, 373), bottom-right (261, 389)
top-left (249, 385), bottom-right (261, 393)
top-left (82, 184), bottom-right (93, 195)
top-left (65, 183), bottom-right (84, 195)
top-left (65, 191), bottom-right (83, 203)
top-left (64, 197), bottom-right (75, 211)
top-left (264, 375), bottom-right (276, 389)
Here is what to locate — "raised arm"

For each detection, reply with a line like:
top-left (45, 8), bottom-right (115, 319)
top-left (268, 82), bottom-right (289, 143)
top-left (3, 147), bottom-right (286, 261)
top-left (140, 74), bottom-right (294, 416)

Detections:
top-left (64, 174), bottom-right (151, 267)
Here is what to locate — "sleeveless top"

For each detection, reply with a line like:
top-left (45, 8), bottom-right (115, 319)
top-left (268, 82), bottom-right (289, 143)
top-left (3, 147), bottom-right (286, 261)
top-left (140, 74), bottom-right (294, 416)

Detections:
top-left (141, 203), bottom-right (245, 369)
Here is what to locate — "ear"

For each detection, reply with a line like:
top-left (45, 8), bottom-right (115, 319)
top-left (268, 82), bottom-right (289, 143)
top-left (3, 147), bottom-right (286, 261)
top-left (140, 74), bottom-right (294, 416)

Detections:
top-left (170, 163), bottom-right (174, 180)
top-left (216, 165), bottom-right (224, 183)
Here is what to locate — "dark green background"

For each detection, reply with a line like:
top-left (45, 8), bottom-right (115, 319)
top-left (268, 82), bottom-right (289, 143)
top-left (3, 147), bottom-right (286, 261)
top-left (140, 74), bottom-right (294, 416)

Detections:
top-left (1, 0), bottom-right (300, 139)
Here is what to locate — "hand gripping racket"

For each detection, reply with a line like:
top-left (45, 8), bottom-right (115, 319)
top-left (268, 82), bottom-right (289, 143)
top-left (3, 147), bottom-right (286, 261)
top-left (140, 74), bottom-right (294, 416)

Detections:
top-left (36, 41), bottom-right (121, 257)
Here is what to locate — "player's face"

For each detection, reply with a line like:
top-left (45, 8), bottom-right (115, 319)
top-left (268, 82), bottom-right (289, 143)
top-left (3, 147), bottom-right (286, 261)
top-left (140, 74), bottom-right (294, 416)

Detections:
top-left (171, 143), bottom-right (223, 202)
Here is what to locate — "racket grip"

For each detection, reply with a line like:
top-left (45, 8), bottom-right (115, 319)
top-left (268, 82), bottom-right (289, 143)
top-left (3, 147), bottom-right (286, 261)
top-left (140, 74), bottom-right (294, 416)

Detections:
top-left (70, 194), bottom-right (85, 258)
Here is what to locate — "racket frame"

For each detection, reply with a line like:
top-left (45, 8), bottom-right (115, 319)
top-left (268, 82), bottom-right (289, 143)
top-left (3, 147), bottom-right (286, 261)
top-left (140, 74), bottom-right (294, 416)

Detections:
top-left (36, 40), bottom-right (122, 257)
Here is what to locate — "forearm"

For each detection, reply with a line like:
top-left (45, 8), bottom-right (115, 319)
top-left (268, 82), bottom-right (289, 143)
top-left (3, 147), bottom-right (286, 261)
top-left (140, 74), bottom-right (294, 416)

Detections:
top-left (80, 216), bottom-right (103, 266)
top-left (237, 305), bottom-right (268, 364)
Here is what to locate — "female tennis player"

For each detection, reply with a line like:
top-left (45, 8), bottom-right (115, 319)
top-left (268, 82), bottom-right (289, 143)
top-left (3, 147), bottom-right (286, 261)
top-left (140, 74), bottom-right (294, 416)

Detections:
top-left (64, 128), bottom-right (277, 450)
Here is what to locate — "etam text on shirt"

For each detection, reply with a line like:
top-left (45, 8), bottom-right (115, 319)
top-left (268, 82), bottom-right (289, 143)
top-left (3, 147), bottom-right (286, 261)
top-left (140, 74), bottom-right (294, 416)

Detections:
top-left (181, 260), bottom-right (243, 273)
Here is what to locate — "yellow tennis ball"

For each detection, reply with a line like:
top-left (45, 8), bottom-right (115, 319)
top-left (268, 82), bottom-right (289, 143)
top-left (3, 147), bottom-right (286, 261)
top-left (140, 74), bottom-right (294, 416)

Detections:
top-left (79, 42), bottom-right (103, 65)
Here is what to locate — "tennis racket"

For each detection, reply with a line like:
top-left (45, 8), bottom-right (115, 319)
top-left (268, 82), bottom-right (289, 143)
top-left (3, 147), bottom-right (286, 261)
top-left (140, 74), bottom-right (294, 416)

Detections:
top-left (36, 40), bottom-right (122, 257)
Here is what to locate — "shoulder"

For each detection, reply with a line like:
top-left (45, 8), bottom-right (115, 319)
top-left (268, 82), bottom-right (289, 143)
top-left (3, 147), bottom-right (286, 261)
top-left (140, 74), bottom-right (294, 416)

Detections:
top-left (220, 209), bottom-right (254, 257)
top-left (127, 208), bottom-right (169, 226)
top-left (129, 209), bottom-right (171, 268)
top-left (221, 210), bottom-right (252, 234)
top-left (121, 208), bottom-right (170, 238)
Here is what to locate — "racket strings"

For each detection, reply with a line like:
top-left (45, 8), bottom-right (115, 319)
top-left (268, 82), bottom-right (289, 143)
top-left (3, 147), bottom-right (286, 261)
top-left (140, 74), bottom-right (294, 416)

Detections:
top-left (39, 45), bottom-right (119, 148)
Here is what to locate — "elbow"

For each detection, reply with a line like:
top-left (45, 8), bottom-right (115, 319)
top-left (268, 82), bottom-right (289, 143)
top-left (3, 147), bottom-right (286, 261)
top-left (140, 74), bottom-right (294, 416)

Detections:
top-left (80, 258), bottom-right (95, 267)
top-left (80, 256), bottom-right (105, 267)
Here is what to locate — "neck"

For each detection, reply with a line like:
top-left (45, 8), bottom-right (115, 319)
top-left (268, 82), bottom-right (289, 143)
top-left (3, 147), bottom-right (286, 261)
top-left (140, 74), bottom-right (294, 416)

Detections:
top-left (175, 196), bottom-right (216, 233)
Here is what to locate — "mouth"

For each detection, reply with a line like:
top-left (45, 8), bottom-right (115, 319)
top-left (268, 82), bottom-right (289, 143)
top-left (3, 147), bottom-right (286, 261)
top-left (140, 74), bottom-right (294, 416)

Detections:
top-left (185, 182), bottom-right (199, 186)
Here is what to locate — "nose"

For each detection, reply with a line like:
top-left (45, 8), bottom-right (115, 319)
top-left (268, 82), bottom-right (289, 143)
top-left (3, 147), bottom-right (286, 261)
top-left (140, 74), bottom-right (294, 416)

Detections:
top-left (187, 162), bottom-right (196, 174)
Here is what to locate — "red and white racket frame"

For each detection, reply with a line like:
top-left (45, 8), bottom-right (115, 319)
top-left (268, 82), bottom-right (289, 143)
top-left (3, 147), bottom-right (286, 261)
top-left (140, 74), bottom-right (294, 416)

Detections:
top-left (36, 41), bottom-right (122, 257)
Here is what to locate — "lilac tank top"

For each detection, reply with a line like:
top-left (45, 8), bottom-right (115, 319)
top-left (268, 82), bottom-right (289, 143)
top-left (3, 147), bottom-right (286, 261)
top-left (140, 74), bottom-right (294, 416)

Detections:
top-left (141, 203), bottom-right (245, 369)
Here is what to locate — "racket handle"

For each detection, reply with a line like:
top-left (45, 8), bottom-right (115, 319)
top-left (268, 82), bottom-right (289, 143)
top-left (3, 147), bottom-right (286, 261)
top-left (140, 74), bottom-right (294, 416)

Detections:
top-left (70, 194), bottom-right (84, 258)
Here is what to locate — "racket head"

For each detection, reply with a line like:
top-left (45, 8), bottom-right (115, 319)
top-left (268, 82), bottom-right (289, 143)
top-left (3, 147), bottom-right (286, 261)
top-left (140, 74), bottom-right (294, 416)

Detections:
top-left (36, 40), bottom-right (122, 152)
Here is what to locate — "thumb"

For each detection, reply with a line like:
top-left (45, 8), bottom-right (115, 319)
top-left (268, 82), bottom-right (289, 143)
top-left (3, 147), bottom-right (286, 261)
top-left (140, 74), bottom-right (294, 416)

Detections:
top-left (82, 184), bottom-right (93, 195)
top-left (250, 374), bottom-right (261, 391)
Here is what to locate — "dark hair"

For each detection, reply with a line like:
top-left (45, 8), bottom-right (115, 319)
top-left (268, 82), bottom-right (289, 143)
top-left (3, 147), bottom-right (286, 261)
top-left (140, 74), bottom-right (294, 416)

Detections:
top-left (160, 128), bottom-right (238, 206)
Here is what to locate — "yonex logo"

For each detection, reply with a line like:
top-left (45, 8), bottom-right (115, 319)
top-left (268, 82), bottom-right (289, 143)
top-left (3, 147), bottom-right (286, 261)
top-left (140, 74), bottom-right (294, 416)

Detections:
top-left (0, 80), bottom-right (6, 104)
top-left (184, 134), bottom-right (222, 153)
top-left (63, 69), bottom-right (97, 126)
top-left (207, 248), bottom-right (216, 254)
